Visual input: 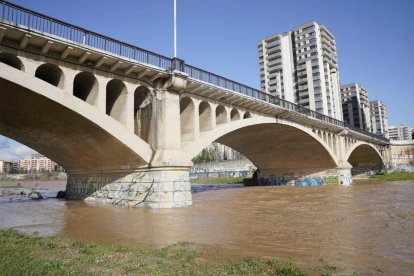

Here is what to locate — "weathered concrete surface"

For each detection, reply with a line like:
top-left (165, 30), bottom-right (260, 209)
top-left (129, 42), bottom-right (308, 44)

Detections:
top-left (0, 63), bottom-right (152, 173)
top-left (216, 123), bottom-right (338, 176)
top-left (347, 144), bottom-right (384, 172)
top-left (66, 169), bottom-right (192, 208)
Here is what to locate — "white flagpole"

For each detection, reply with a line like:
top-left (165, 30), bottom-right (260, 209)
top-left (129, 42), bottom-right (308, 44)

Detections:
top-left (174, 0), bottom-right (177, 58)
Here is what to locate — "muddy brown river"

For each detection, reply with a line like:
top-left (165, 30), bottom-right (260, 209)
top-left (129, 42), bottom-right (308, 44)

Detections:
top-left (1, 180), bottom-right (413, 275)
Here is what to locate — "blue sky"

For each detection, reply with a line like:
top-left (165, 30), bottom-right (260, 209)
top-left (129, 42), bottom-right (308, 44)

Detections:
top-left (1, 0), bottom-right (413, 161)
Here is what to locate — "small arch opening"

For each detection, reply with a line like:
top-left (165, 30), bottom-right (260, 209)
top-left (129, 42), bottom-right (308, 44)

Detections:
top-left (134, 86), bottom-right (153, 143)
top-left (0, 53), bottom-right (24, 71)
top-left (243, 112), bottom-right (252, 119)
top-left (199, 101), bottom-right (212, 132)
top-left (35, 63), bottom-right (64, 88)
top-left (230, 109), bottom-right (240, 121)
top-left (180, 97), bottom-right (195, 142)
top-left (106, 79), bottom-right (127, 124)
top-left (216, 105), bottom-right (227, 125)
top-left (73, 72), bottom-right (99, 106)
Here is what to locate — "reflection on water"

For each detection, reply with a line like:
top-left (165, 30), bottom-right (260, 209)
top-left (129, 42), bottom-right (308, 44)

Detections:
top-left (1, 181), bottom-right (414, 274)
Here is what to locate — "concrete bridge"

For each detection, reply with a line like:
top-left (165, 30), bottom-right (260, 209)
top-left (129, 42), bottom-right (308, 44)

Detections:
top-left (0, 2), bottom-right (390, 207)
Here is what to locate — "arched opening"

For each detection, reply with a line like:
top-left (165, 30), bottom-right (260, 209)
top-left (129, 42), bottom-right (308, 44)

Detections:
top-left (106, 79), bottom-right (127, 124)
top-left (188, 123), bottom-right (338, 185)
top-left (134, 86), bottom-right (152, 143)
top-left (35, 63), bottom-right (64, 88)
top-left (0, 53), bottom-right (24, 71)
top-left (199, 101), bottom-right (212, 132)
top-left (73, 71), bottom-right (99, 106)
top-left (348, 144), bottom-right (384, 175)
top-left (180, 97), bottom-right (195, 142)
top-left (243, 112), bottom-right (252, 119)
top-left (230, 109), bottom-right (240, 121)
top-left (216, 105), bottom-right (227, 125)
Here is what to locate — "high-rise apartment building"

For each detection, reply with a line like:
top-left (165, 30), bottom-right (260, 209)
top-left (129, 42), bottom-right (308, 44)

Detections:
top-left (258, 21), bottom-right (342, 120)
top-left (370, 100), bottom-right (389, 138)
top-left (389, 125), bottom-right (413, 141)
top-left (341, 83), bottom-right (371, 131)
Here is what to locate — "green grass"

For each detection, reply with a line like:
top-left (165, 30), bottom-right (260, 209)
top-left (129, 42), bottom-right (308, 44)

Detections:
top-left (191, 177), bottom-right (247, 184)
top-left (370, 172), bottom-right (414, 181)
top-left (0, 230), bottom-right (306, 275)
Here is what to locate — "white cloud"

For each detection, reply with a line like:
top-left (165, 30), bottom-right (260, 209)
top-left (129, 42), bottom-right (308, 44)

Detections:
top-left (0, 138), bottom-right (36, 161)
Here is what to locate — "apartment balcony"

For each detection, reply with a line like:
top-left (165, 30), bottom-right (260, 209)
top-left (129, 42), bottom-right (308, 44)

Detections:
top-left (268, 59), bottom-right (282, 67)
top-left (266, 40), bottom-right (281, 49)
top-left (267, 51), bottom-right (282, 61)
top-left (266, 46), bottom-right (282, 55)
top-left (268, 64), bottom-right (283, 74)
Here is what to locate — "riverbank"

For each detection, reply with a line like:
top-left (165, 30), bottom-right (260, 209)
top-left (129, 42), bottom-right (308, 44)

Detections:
top-left (0, 230), bottom-right (306, 275)
top-left (369, 172), bottom-right (414, 181)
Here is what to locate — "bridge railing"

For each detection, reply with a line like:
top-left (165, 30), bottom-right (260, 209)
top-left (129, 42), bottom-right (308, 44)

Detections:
top-left (0, 1), bottom-right (389, 143)
top-left (184, 64), bottom-right (345, 128)
top-left (0, 1), bottom-right (172, 70)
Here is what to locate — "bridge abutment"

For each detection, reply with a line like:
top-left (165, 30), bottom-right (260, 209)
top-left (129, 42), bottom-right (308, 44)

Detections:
top-left (256, 166), bottom-right (353, 186)
top-left (65, 167), bottom-right (192, 208)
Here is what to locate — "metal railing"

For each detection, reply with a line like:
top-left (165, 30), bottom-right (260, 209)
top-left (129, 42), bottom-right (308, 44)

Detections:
top-left (184, 64), bottom-right (346, 127)
top-left (0, 1), bottom-right (172, 70)
top-left (0, 1), bottom-right (389, 143)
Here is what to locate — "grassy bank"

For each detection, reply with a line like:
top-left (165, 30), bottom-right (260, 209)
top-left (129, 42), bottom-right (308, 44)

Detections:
top-left (190, 177), bottom-right (247, 184)
top-left (370, 172), bottom-right (414, 181)
top-left (0, 230), bottom-right (306, 275)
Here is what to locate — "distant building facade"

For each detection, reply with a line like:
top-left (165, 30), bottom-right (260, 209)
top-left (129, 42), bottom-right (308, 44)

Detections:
top-left (389, 125), bottom-right (413, 141)
top-left (0, 160), bottom-right (13, 173)
top-left (258, 21), bottom-right (342, 120)
top-left (370, 100), bottom-right (389, 138)
top-left (18, 153), bottom-right (57, 172)
top-left (341, 83), bottom-right (371, 131)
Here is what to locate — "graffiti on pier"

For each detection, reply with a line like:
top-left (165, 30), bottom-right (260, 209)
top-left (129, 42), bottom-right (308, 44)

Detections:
top-left (258, 174), bottom-right (342, 186)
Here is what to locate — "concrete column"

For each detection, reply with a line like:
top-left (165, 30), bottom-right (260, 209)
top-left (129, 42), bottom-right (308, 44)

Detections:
top-left (62, 68), bottom-right (76, 95)
top-left (96, 75), bottom-right (108, 113)
top-left (124, 83), bottom-right (136, 133)
top-left (193, 98), bottom-right (200, 140)
top-left (225, 106), bottom-right (231, 124)
top-left (210, 103), bottom-right (217, 129)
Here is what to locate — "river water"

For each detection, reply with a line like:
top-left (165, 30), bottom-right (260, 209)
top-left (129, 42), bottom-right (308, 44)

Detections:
top-left (1, 180), bottom-right (413, 275)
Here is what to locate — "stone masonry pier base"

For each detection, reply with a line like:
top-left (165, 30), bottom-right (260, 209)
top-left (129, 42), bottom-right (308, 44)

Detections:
top-left (65, 168), bottom-right (192, 208)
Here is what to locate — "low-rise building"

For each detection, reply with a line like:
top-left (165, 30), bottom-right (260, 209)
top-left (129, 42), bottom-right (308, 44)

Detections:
top-left (389, 125), bottom-right (413, 141)
top-left (18, 153), bottom-right (57, 172)
top-left (0, 160), bottom-right (13, 173)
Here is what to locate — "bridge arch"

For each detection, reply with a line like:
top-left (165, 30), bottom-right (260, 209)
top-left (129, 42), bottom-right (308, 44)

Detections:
top-left (199, 101), bottom-right (212, 132)
top-left (35, 63), bottom-right (64, 88)
top-left (106, 78), bottom-right (128, 125)
top-left (216, 105), bottom-right (227, 125)
top-left (0, 53), bottom-right (24, 71)
top-left (183, 117), bottom-right (339, 176)
top-left (243, 112), bottom-right (252, 119)
top-left (0, 63), bottom-right (152, 172)
top-left (73, 71), bottom-right (99, 107)
top-left (346, 142), bottom-right (384, 173)
top-left (180, 96), bottom-right (195, 142)
top-left (134, 85), bottom-right (153, 143)
top-left (230, 109), bottom-right (240, 121)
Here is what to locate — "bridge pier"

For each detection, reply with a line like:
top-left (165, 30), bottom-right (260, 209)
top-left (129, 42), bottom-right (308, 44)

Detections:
top-left (65, 167), bottom-right (192, 208)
